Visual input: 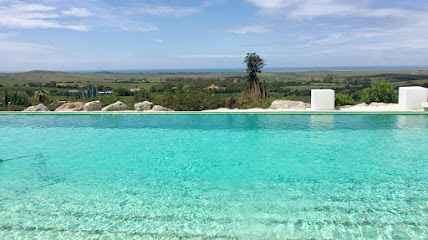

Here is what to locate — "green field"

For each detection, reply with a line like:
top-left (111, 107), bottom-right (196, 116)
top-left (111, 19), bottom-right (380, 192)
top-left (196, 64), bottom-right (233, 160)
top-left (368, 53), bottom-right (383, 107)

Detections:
top-left (1, 70), bottom-right (428, 110)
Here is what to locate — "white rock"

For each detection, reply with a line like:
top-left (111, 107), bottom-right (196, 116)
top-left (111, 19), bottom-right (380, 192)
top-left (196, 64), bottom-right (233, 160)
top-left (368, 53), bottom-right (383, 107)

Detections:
top-left (369, 102), bottom-right (390, 107)
top-left (270, 100), bottom-right (310, 109)
top-left (84, 101), bottom-right (102, 111)
top-left (101, 101), bottom-right (130, 111)
top-left (151, 105), bottom-right (173, 111)
top-left (339, 103), bottom-right (407, 111)
top-left (339, 103), bottom-right (367, 109)
top-left (55, 102), bottom-right (85, 111)
top-left (23, 103), bottom-right (49, 112)
top-left (134, 101), bottom-right (153, 111)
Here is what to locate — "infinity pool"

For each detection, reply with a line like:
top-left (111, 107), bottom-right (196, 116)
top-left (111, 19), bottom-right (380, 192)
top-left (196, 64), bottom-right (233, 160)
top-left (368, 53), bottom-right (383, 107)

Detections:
top-left (0, 114), bottom-right (427, 239)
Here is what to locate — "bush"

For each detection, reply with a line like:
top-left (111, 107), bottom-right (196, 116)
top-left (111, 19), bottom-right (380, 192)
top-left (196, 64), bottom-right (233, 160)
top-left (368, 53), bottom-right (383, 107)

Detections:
top-left (99, 93), bottom-right (119, 107)
top-left (360, 81), bottom-right (397, 104)
top-left (200, 92), bottom-right (222, 110)
top-left (133, 89), bottom-right (151, 102)
top-left (116, 87), bottom-right (131, 96)
top-left (2, 90), bottom-right (31, 107)
top-left (222, 96), bottom-right (238, 109)
top-left (335, 93), bottom-right (356, 106)
top-left (156, 90), bottom-right (224, 111)
top-left (0, 105), bottom-right (26, 111)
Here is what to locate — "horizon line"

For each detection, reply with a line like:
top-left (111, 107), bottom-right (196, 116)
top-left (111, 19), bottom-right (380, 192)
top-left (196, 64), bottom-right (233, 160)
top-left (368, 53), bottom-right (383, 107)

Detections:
top-left (2, 65), bottom-right (428, 74)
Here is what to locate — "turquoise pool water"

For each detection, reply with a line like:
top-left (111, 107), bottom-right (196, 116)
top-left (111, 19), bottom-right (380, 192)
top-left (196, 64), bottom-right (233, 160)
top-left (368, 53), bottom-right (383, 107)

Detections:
top-left (0, 114), bottom-right (427, 239)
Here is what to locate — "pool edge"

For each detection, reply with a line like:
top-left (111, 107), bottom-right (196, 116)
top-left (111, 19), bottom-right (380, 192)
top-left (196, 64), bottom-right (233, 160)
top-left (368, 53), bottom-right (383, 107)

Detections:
top-left (0, 111), bottom-right (427, 115)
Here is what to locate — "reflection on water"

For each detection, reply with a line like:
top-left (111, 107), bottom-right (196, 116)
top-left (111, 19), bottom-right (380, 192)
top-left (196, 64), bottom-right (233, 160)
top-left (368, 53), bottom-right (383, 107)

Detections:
top-left (310, 115), bottom-right (335, 129)
top-left (396, 115), bottom-right (428, 129)
top-left (1, 114), bottom-right (426, 131)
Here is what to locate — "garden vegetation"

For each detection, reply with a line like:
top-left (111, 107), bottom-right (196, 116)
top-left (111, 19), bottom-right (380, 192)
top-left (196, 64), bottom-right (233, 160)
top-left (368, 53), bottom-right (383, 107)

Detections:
top-left (1, 55), bottom-right (427, 110)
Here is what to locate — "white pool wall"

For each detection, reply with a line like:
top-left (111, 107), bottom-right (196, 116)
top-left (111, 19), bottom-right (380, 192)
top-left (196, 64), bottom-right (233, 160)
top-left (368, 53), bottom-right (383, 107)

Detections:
top-left (399, 86), bottom-right (428, 110)
top-left (311, 89), bottom-right (335, 110)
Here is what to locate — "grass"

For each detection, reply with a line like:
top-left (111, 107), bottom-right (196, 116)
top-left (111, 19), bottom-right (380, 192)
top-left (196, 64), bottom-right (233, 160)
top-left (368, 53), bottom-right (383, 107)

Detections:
top-left (2, 69), bottom-right (427, 84)
top-left (1, 70), bottom-right (427, 109)
top-left (0, 75), bottom-right (25, 88)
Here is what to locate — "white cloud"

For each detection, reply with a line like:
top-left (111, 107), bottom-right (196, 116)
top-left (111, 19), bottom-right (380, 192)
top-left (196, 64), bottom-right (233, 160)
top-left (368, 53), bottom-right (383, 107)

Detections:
top-left (104, 16), bottom-right (158, 32)
top-left (246, 0), bottom-right (297, 9)
top-left (226, 25), bottom-right (271, 34)
top-left (0, 17), bottom-right (89, 30)
top-left (0, 1), bottom-right (205, 33)
top-left (246, 0), bottom-right (428, 55)
top-left (133, 5), bottom-right (200, 17)
top-left (180, 54), bottom-right (242, 59)
top-left (10, 3), bottom-right (56, 12)
top-left (287, 0), bottom-right (356, 19)
top-left (306, 33), bottom-right (346, 46)
top-left (0, 1), bottom-right (90, 31)
top-left (246, 0), bottom-right (425, 20)
top-left (0, 32), bottom-right (15, 39)
top-left (0, 40), bottom-right (52, 53)
top-left (153, 39), bottom-right (164, 44)
top-left (62, 8), bottom-right (93, 17)
top-left (67, 0), bottom-right (159, 32)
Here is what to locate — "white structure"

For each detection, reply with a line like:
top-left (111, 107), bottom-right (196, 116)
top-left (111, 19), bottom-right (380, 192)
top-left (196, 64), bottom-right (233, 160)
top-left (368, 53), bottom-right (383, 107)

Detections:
top-left (398, 86), bottom-right (428, 110)
top-left (311, 89), bottom-right (335, 110)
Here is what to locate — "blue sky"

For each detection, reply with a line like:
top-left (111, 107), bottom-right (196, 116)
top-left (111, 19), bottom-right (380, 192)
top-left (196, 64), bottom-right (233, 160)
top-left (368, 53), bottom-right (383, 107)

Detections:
top-left (0, 0), bottom-right (427, 71)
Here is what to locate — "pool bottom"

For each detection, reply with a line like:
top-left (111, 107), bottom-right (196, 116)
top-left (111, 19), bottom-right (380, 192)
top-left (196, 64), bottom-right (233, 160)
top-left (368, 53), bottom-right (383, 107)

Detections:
top-left (0, 114), bottom-right (427, 239)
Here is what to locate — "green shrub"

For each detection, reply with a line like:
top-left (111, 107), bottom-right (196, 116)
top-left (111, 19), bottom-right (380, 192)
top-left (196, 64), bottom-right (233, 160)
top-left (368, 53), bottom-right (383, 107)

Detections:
top-left (99, 93), bottom-right (119, 107)
top-left (360, 81), bottom-right (397, 104)
top-left (155, 91), bottom-right (224, 111)
top-left (2, 90), bottom-right (31, 107)
top-left (0, 105), bottom-right (26, 111)
top-left (335, 93), bottom-right (356, 106)
top-left (200, 92), bottom-right (222, 110)
top-left (133, 88), bottom-right (151, 102)
top-left (157, 91), bottom-right (175, 109)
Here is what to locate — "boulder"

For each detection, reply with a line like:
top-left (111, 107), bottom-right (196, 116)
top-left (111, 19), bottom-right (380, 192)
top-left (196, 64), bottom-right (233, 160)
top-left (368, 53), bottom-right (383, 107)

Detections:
top-left (354, 103), bottom-right (368, 107)
top-left (134, 101), bottom-right (153, 111)
top-left (84, 101), bottom-right (102, 111)
top-left (55, 102), bottom-right (85, 111)
top-left (23, 103), bottom-right (49, 112)
top-left (56, 101), bottom-right (68, 104)
top-left (338, 103), bottom-right (367, 109)
top-left (48, 101), bottom-right (69, 111)
top-left (270, 100), bottom-right (310, 109)
top-left (369, 102), bottom-right (390, 107)
top-left (101, 101), bottom-right (130, 111)
top-left (151, 105), bottom-right (173, 111)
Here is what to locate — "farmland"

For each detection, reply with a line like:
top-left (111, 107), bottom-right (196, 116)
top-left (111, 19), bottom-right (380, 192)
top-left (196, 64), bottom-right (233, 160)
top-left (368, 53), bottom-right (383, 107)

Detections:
top-left (1, 69), bottom-right (428, 110)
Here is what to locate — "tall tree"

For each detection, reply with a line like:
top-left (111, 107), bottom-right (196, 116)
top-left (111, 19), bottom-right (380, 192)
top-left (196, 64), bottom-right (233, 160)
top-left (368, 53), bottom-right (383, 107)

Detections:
top-left (243, 53), bottom-right (267, 107)
top-left (244, 53), bottom-right (265, 89)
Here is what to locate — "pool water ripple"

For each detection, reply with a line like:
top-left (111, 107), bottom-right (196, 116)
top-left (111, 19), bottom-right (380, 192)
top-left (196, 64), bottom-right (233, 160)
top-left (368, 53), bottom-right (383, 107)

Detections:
top-left (0, 114), bottom-right (427, 239)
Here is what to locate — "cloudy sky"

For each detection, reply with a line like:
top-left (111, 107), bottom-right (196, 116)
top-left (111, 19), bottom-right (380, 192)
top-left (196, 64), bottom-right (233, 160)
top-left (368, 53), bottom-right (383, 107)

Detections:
top-left (0, 0), bottom-right (428, 71)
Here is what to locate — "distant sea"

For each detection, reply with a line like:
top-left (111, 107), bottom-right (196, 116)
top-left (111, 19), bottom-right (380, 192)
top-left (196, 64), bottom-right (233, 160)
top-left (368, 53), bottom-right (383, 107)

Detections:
top-left (73, 66), bottom-right (428, 73)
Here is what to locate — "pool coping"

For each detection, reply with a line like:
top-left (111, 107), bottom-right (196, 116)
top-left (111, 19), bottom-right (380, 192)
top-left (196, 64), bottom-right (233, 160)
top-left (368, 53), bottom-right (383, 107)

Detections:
top-left (0, 111), bottom-right (427, 115)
